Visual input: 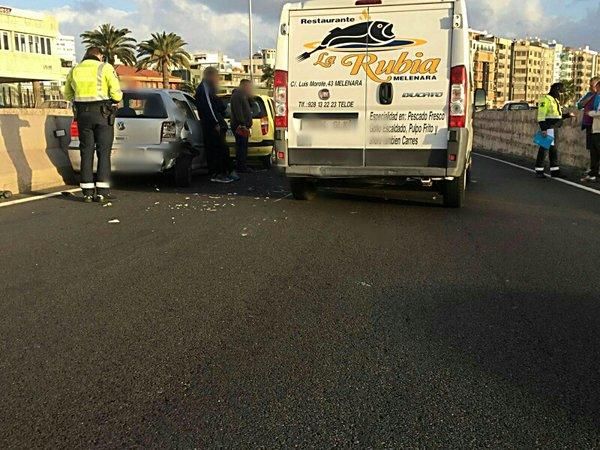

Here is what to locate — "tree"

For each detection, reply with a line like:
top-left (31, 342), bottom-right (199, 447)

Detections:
top-left (179, 81), bottom-right (197, 95)
top-left (136, 32), bottom-right (191, 89)
top-left (80, 24), bottom-right (137, 66)
top-left (560, 79), bottom-right (578, 106)
top-left (261, 65), bottom-right (274, 90)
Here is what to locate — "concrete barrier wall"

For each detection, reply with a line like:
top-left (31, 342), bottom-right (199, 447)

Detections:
top-left (0, 109), bottom-right (75, 194)
top-left (473, 110), bottom-right (589, 169)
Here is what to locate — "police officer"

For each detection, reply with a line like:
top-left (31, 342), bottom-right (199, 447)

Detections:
top-left (535, 83), bottom-right (575, 179)
top-left (64, 47), bottom-right (123, 203)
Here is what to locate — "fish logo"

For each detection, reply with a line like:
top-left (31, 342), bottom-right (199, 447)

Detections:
top-left (298, 20), bottom-right (426, 62)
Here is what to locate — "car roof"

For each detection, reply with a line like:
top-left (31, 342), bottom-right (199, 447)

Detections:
top-left (122, 88), bottom-right (189, 95)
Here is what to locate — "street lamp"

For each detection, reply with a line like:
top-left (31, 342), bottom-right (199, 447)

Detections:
top-left (248, 0), bottom-right (254, 82)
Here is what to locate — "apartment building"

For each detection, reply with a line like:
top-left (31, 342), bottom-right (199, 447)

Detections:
top-left (0, 6), bottom-right (62, 84)
top-left (570, 46), bottom-right (598, 98)
top-left (470, 30), bottom-right (497, 107)
top-left (494, 37), bottom-right (513, 108)
top-left (510, 39), bottom-right (555, 104)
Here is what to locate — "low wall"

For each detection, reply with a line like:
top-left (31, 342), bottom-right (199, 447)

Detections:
top-left (0, 109), bottom-right (75, 194)
top-left (473, 110), bottom-right (589, 169)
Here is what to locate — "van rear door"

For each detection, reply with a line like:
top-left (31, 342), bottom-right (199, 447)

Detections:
top-left (287, 6), bottom-right (368, 166)
top-left (365, 3), bottom-right (452, 167)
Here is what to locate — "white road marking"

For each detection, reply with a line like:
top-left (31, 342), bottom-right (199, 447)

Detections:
top-left (0, 188), bottom-right (80, 208)
top-left (474, 153), bottom-right (600, 196)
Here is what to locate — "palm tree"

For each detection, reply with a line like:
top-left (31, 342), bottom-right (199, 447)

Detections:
top-left (261, 65), bottom-right (275, 90)
top-left (136, 32), bottom-right (191, 89)
top-left (80, 24), bottom-right (137, 66)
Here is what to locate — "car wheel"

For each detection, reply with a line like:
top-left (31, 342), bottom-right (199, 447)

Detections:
top-left (1, 190), bottom-right (12, 199)
top-left (261, 155), bottom-right (273, 170)
top-left (174, 154), bottom-right (193, 188)
top-left (290, 178), bottom-right (317, 201)
top-left (443, 170), bottom-right (466, 208)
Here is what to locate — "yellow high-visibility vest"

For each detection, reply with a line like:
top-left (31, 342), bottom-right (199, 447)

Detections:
top-left (537, 94), bottom-right (562, 122)
top-left (64, 59), bottom-right (123, 103)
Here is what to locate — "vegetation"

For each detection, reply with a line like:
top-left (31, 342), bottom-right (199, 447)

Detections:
top-left (179, 81), bottom-right (197, 95)
top-left (80, 24), bottom-right (137, 66)
top-left (560, 79), bottom-right (578, 106)
top-left (136, 32), bottom-right (191, 89)
top-left (261, 65), bottom-right (275, 90)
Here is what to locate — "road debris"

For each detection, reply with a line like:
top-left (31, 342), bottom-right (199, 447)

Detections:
top-left (108, 219), bottom-right (120, 224)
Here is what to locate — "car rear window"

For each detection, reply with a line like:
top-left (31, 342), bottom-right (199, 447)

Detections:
top-left (116, 93), bottom-right (168, 119)
top-left (221, 96), bottom-right (267, 120)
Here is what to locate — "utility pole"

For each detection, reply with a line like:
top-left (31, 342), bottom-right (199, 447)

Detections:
top-left (248, 0), bottom-right (254, 83)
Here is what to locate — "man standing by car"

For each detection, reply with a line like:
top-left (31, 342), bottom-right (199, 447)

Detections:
top-left (230, 79), bottom-right (254, 173)
top-left (64, 46), bottom-right (123, 203)
top-left (195, 67), bottom-right (235, 183)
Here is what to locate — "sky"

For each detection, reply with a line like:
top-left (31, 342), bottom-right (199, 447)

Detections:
top-left (11, 0), bottom-right (600, 59)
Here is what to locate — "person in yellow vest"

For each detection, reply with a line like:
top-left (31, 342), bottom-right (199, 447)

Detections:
top-left (64, 47), bottom-right (123, 203)
top-left (535, 83), bottom-right (575, 179)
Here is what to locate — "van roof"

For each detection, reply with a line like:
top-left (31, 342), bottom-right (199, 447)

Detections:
top-left (296, 0), bottom-right (456, 8)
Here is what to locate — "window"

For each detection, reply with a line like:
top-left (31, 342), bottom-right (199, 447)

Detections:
top-left (41, 37), bottom-right (45, 54)
top-left (35, 36), bottom-right (40, 53)
top-left (46, 38), bottom-right (51, 55)
top-left (28, 35), bottom-right (33, 52)
top-left (115, 93), bottom-right (168, 119)
top-left (20, 34), bottom-right (25, 52)
top-left (1, 31), bottom-right (8, 50)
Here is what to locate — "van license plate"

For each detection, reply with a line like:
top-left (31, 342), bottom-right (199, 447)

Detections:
top-left (304, 119), bottom-right (354, 131)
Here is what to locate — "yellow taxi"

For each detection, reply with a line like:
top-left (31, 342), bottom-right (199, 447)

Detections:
top-left (220, 94), bottom-right (275, 169)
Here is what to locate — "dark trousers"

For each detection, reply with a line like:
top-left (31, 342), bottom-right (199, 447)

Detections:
top-left (203, 127), bottom-right (232, 176)
top-left (590, 133), bottom-right (600, 177)
top-left (535, 145), bottom-right (559, 174)
top-left (235, 133), bottom-right (249, 171)
top-left (77, 106), bottom-right (114, 196)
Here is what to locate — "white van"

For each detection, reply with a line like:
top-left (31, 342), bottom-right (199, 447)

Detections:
top-left (273, 0), bottom-right (485, 207)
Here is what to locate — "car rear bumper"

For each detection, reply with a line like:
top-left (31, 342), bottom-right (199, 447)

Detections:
top-left (68, 143), bottom-right (179, 174)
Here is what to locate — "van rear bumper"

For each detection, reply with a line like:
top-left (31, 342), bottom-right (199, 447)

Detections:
top-left (283, 166), bottom-right (449, 178)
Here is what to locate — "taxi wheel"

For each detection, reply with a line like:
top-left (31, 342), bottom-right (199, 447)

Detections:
top-left (290, 178), bottom-right (317, 201)
top-left (261, 155), bottom-right (273, 170)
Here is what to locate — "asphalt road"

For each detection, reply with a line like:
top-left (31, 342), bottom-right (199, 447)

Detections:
top-left (1, 155), bottom-right (600, 448)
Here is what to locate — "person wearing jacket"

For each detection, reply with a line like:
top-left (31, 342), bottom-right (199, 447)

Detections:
top-left (230, 80), bottom-right (254, 173)
top-left (584, 80), bottom-right (600, 183)
top-left (195, 67), bottom-right (236, 183)
top-left (535, 83), bottom-right (575, 178)
top-left (578, 77), bottom-right (600, 181)
top-left (64, 46), bottom-right (123, 203)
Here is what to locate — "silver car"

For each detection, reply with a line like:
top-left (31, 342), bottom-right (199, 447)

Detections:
top-left (68, 89), bottom-right (205, 187)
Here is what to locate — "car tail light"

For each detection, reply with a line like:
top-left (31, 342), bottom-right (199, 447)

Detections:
top-left (70, 120), bottom-right (79, 139)
top-left (161, 121), bottom-right (177, 142)
top-left (449, 65), bottom-right (467, 128)
top-left (261, 117), bottom-right (269, 135)
top-left (274, 70), bottom-right (288, 128)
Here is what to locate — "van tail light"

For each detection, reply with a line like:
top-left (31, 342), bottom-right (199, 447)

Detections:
top-left (70, 120), bottom-right (79, 139)
top-left (449, 65), bottom-right (467, 128)
top-left (274, 70), bottom-right (288, 128)
top-left (161, 121), bottom-right (177, 142)
top-left (261, 117), bottom-right (269, 135)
